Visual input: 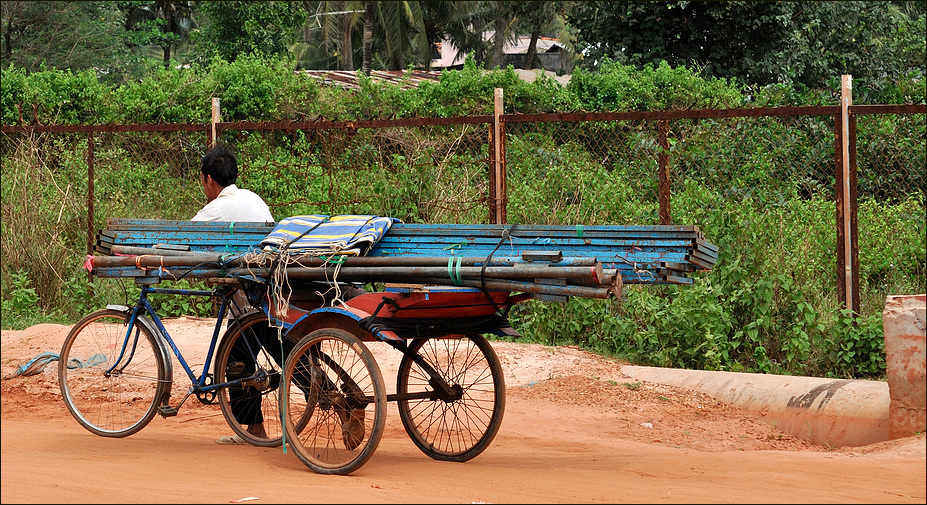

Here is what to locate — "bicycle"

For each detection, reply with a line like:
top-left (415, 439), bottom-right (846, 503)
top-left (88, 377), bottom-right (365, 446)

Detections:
top-left (58, 278), bottom-right (289, 446)
top-left (71, 251), bottom-right (513, 475)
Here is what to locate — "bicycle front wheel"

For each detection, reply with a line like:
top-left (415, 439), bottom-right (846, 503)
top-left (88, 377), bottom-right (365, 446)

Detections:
top-left (58, 309), bottom-right (168, 437)
top-left (215, 312), bottom-right (287, 447)
top-left (396, 334), bottom-right (505, 462)
top-left (280, 328), bottom-right (386, 475)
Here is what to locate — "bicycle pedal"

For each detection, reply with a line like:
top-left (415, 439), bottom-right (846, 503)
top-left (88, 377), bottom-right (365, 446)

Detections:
top-left (157, 405), bottom-right (179, 417)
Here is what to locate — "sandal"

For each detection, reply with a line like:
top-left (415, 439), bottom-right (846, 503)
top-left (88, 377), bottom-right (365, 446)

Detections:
top-left (329, 393), bottom-right (366, 450)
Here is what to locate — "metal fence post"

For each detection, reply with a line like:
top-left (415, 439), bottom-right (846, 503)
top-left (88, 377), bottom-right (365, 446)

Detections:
top-left (86, 131), bottom-right (95, 282)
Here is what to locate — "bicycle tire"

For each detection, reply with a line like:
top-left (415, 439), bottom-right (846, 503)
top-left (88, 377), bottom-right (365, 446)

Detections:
top-left (58, 308), bottom-right (168, 437)
top-left (396, 333), bottom-right (505, 462)
top-left (214, 312), bottom-right (287, 447)
top-left (280, 328), bottom-right (386, 475)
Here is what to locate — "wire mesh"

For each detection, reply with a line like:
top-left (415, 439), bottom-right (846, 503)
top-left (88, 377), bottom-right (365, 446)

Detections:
top-left (2, 108), bottom-right (924, 321)
top-left (224, 123), bottom-right (490, 224)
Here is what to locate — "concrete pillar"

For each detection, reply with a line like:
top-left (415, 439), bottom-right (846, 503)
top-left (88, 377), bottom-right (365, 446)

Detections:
top-left (883, 294), bottom-right (926, 439)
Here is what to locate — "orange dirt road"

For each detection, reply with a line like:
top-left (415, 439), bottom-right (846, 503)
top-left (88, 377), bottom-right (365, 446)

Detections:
top-left (2, 321), bottom-right (925, 503)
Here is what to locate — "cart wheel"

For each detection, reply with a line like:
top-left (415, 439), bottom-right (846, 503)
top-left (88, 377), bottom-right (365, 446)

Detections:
top-left (280, 328), bottom-right (386, 475)
top-left (396, 333), bottom-right (505, 462)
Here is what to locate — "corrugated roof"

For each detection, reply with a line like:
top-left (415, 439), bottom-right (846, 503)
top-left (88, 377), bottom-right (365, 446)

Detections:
top-left (298, 70), bottom-right (442, 90)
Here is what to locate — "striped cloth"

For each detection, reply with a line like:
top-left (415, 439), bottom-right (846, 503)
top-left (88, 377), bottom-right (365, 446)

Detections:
top-left (260, 214), bottom-right (397, 256)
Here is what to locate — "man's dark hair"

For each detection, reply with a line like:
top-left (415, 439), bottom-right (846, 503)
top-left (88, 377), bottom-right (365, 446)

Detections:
top-left (201, 145), bottom-right (238, 187)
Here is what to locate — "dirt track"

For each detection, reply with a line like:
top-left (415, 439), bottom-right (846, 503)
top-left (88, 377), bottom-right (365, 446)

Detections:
top-left (2, 320), bottom-right (925, 503)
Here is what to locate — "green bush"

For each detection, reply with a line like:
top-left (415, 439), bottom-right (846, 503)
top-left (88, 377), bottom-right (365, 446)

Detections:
top-left (568, 59), bottom-right (742, 112)
top-left (1, 65), bottom-right (116, 124)
top-left (0, 66), bottom-right (28, 125)
top-left (115, 65), bottom-right (211, 124)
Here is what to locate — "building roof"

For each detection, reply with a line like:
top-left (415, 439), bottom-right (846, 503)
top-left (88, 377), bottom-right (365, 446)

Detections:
top-left (430, 33), bottom-right (566, 70)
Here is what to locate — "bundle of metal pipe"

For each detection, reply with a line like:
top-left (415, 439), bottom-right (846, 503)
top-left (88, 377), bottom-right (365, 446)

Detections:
top-left (88, 248), bottom-right (619, 298)
top-left (92, 218), bottom-right (718, 289)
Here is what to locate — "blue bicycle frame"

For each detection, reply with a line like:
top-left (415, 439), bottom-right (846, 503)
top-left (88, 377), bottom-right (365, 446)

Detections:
top-left (112, 284), bottom-right (244, 405)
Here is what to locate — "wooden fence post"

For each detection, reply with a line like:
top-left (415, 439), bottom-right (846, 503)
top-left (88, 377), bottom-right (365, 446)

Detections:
top-left (210, 97), bottom-right (221, 149)
top-left (492, 88), bottom-right (505, 224)
top-left (836, 75), bottom-right (859, 313)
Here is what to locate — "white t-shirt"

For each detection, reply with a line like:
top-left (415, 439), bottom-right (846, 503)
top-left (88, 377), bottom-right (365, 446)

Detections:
top-left (191, 184), bottom-right (274, 222)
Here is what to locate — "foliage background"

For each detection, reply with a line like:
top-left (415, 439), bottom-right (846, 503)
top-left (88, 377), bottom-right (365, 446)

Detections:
top-left (2, 57), bottom-right (924, 381)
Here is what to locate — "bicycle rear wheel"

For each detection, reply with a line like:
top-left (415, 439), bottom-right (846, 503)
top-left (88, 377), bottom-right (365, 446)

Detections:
top-left (396, 334), bottom-right (505, 462)
top-left (215, 312), bottom-right (287, 447)
top-left (58, 309), bottom-right (168, 437)
top-left (280, 328), bottom-right (386, 475)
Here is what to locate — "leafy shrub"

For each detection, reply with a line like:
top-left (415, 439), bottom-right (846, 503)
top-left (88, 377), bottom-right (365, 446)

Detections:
top-left (1, 271), bottom-right (39, 316)
top-left (148, 279), bottom-right (215, 318)
top-left (204, 54), bottom-right (320, 121)
top-left (115, 65), bottom-right (211, 123)
top-left (568, 59), bottom-right (742, 112)
top-left (1, 65), bottom-right (115, 124)
top-left (0, 66), bottom-right (28, 124)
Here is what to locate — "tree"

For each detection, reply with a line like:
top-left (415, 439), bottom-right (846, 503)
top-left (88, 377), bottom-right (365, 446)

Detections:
top-left (291, 1), bottom-right (364, 71)
top-left (123, 1), bottom-right (197, 69)
top-left (1, 1), bottom-right (128, 75)
top-left (299, 1), bottom-right (428, 72)
top-left (565, 1), bottom-right (927, 89)
top-left (466, 1), bottom-right (521, 69)
top-left (194, 1), bottom-right (306, 62)
top-left (293, 1), bottom-right (496, 73)
top-left (422, 1), bottom-right (513, 70)
top-left (510, 1), bottom-right (565, 70)
top-left (566, 1), bottom-right (787, 82)
top-left (362, 1), bottom-right (372, 74)
top-left (368, 1), bottom-right (428, 70)
top-left (761, 1), bottom-right (926, 90)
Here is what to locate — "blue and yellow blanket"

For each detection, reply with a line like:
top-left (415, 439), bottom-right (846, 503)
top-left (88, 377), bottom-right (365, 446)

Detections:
top-left (260, 214), bottom-right (397, 256)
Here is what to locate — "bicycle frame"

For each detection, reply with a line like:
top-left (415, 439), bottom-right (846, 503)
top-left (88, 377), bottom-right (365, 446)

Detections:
top-left (114, 283), bottom-right (247, 403)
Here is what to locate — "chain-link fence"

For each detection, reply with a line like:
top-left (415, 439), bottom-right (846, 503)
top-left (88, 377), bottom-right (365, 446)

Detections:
top-left (2, 105), bottom-right (924, 323)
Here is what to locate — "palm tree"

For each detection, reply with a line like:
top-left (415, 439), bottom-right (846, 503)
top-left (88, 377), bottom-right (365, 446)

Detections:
top-left (367, 1), bottom-right (428, 71)
top-left (299, 1), bottom-right (442, 72)
top-left (124, 1), bottom-right (196, 68)
top-left (295, 1), bottom-right (364, 71)
top-left (514, 1), bottom-right (556, 70)
top-left (362, 1), bottom-right (373, 74)
top-left (432, 1), bottom-right (519, 70)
